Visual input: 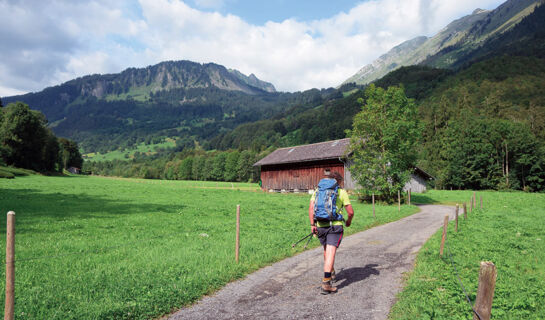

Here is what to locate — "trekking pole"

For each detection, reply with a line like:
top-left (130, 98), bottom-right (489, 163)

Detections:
top-left (291, 232), bottom-right (314, 248)
top-left (303, 233), bottom-right (313, 249)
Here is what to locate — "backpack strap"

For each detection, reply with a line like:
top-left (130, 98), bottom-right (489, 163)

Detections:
top-left (313, 187), bottom-right (318, 223)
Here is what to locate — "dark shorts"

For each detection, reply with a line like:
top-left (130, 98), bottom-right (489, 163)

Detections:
top-left (317, 225), bottom-right (344, 248)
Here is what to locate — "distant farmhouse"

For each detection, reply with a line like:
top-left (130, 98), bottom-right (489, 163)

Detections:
top-left (67, 167), bottom-right (81, 174)
top-left (254, 138), bottom-right (433, 193)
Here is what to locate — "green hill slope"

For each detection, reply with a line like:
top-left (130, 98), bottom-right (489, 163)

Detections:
top-left (2, 61), bottom-right (281, 154)
top-left (344, 0), bottom-right (542, 85)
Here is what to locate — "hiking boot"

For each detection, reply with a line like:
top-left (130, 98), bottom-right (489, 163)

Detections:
top-left (321, 280), bottom-right (337, 294)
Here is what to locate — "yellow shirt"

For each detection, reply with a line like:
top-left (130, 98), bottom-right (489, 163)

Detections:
top-left (311, 188), bottom-right (351, 227)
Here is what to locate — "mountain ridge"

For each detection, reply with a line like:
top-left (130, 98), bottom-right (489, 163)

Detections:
top-left (344, 0), bottom-right (542, 85)
top-left (3, 60), bottom-right (276, 120)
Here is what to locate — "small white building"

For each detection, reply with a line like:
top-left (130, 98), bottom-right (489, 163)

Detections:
top-left (67, 167), bottom-right (81, 174)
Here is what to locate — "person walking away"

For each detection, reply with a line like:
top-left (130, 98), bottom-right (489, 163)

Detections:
top-left (309, 172), bottom-right (354, 294)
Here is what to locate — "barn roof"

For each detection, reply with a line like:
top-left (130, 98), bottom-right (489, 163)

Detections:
top-left (254, 138), bottom-right (351, 166)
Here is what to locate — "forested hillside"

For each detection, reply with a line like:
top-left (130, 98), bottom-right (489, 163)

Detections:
top-left (5, 1), bottom-right (545, 192)
top-left (83, 52), bottom-right (545, 191)
top-left (424, 0), bottom-right (545, 68)
top-left (344, 0), bottom-right (543, 85)
top-left (417, 56), bottom-right (545, 190)
top-left (2, 61), bottom-right (282, 153)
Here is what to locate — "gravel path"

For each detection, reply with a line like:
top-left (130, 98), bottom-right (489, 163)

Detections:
top-left (166, 205), bottom-right (454, 320)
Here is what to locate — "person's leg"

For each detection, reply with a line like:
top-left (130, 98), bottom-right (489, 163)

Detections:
top-left (323, 244), bottom-right (337, 273)
top-left (321, 244), bottom-right (338, 294)
top-left (323, 245), bottom-right (336, 281)
top-left (323, 245), bottom-right (326, 262)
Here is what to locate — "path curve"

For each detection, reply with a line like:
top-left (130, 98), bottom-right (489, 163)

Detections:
top-left (167, 205), bottom-right (454, 320)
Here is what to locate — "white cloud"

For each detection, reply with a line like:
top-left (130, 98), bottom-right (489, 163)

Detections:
top-left (0, 0), bottom-right (505, 96)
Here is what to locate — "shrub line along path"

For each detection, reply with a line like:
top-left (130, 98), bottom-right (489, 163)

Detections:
top-left (166, 205), bottom-right (454, 320)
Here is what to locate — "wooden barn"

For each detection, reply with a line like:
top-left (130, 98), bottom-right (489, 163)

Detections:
top-left (254, 138), bottom-right (433, 193)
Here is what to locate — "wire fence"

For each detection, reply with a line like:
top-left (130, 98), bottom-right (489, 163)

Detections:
top-left (445, 234), bottom-right (483, 320)
top-left (2, 196), bottom-right (492, 319)
top-left (4, 223), bottom-right (308, 265)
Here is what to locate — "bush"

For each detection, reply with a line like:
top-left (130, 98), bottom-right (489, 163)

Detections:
top-left (0, 169), bottom-right (15, 179)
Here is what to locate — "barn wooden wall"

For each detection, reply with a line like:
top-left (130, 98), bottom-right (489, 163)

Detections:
top-left (261, 160), bottom-right (344, 191)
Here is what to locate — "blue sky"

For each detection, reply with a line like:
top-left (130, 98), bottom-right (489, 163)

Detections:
top-left (189, 0), bottom-right (364, 25)
top-left (0, 0), bottom-right (506, 95)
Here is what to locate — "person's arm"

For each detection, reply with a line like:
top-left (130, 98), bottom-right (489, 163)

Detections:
top-left (339, 189), bottom-right (354, 227)
top-left (344, 204), bottom-right (354, 227)
top-left (309, 200), bottom-right (317, 234)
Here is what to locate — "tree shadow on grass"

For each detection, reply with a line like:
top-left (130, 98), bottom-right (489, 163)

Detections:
top-left (335, 264), bottom-right (380, 290)
top-left (0, 188), bottom-right (184, 234)
top-left (409, 194), bottom-right (437, 204)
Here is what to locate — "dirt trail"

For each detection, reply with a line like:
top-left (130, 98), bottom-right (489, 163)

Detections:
top-left (167, 205), bottom-right (454, 320)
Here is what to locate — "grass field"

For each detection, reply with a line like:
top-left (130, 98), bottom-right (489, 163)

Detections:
top-left (83, 139), bottom-right (176, 162)
top-left (0, 175), bottom-right (417, 319)
top-left (390, 190), bottom-right (545, 319)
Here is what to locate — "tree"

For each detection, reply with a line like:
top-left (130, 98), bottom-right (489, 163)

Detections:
top-left (211, 153), bottom-right (227, 181)
top-left (192, 156), bottom-right (204, 180)
top-left (237, 150), bottom-right (259, 182)
top-left (0, 102), bottom-right (49, 170)
top-left (178, 157), bottom-right (193, 180)
top-left (203, 157), bottom-right (215, 181)
top-left (0, 102), bottom-right (4, 164)
top-left (163, 160), bottom-right (178, 180)
top-left (58, 138), bottom-right (83, 169)
top-left (348, 85), bottom-right (421, 201)
top-left (42, 130), bottom-right (62, 172)
top-left (224, 151), bottom-right (240, 181)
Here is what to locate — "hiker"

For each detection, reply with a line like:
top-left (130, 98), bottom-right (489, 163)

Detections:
top-left (309, 171), bottom-right (354, 294)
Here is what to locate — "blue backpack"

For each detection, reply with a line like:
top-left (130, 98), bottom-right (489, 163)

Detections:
top-left (313, 178), bottom-right (343, 222)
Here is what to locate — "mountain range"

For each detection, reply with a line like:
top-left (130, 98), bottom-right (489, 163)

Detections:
top-left (344, 0), bottom-right (544, 85)
top-left (2, 0), bottom-right (544, 157)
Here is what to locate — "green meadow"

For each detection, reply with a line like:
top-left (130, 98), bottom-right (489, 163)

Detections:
top-left (390, 190), bottom-right (545, 319)
top-left (83, 139), bottom-right (176, 162)
top-left (0, 175), bottom-right (416, 319)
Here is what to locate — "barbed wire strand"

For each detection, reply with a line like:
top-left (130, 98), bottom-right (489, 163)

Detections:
top-left (445, 235), bottom-right (483, 320)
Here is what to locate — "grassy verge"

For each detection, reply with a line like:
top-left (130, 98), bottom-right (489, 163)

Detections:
top-left (0, 175), bottom-right (417, 319)
top-left (390, 190), bottom-right (545, 319)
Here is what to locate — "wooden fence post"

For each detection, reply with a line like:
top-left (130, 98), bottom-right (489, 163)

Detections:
top-left (470, 197), bottom-right (473, 213)
top-left (473, 261), bottom-right (497, 320)
top-left (372, 193), bottom-right (376, 219)
top-left (439, 214), bottom-right (449, 257)
top-left (398, 190), bottom-right (400, 212)
top-left (5, 211), bottom-right (15, 320)
top-left (480, 196), bottom-right (483, 209)
top-left (409, 188), bottom-right (411, 206)
top-left (463, 203), bottom-right (467, 219)
top-left (235, 205), bottom-right (240, 263)
top-left (455, 204), bottom-right (459, 232)
top-left (473, 191), bottom-right (476, 208)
